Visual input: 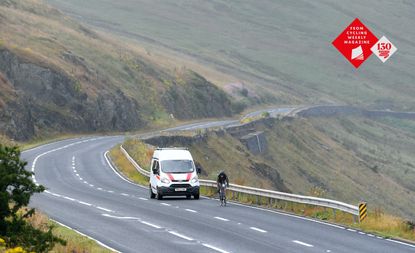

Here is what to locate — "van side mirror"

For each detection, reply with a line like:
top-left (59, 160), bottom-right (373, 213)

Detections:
top-left (152, 168), bottom-right (159, 175)
top-left (196, 167), bottom-right (202, 174)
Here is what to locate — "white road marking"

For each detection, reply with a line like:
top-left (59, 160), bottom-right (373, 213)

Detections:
top-left (293, 240), bottom-right (314, 247)
top-left (249, 227), bottom-right (267, 233)
top-left (73, 170), bottom-right (77, 173)
top-left (76, 174), bottom-right (80, 177)
top-left (168, 231), bottom-right (194, 241)
top-left (386, 239), bottom-right (415, 248)
top-left (377, 236), bottom-right (383, 239)
top-left (51, 218), bottom-right (121, 253)
top-left (160, 203), bottom-right (171, 206)
top-left (79, 177), bottom-right (83, 181)
top-left (83, 181), bottom-right (88, 184)
top-left (214, 216), bottom-right (229, 221)
top-left (347, 228), bottom-right (357, 232)
top-left (141, 221), bottom-right (161, 229)
top-left (202, 243), bottom-right (230, 253)
top-left (52, 193), bottom-right (61, 197)
top-left (104, 151), bottom-right (146, 189)
top-left (97, 188), bottom-right (103, 190)
top-left (64, 196), bottom-right (75, 201)
top-left (228, 201), bottom-right (345, 230)
top-left (121, 193), bottom-right (129, 196)
top-left (96, 206), bottom-right (113, 213)
top-left (102, 214), bottom-right (140, 220)
top-left (358, 231), bottom-right (366, 235)
top-left (139, 197), bottom-right (148, 201)
top-left (367, 234), bottom-right (375, 237)
top-left (185, 209), bottom-right (197, 213)
top-left (89, 184), bottom-right (94, 187)
top-left (107, 190), bottom-right (114, 193)
top-left (78, 201), bottom-right (92, 206)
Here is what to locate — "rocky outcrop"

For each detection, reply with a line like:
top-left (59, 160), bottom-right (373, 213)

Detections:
top-left (162, 72), bottom-right (233, 119)
top-left (0, 49), bottom-right (145, 140)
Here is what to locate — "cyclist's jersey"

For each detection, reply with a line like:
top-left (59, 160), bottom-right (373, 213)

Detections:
top-left (217, 172), bottom-right (229, 186)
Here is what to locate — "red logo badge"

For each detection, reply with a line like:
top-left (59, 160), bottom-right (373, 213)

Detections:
top-left (332, 18), bottom-right (378, 68)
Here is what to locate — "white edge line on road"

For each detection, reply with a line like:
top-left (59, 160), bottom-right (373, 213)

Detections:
top-left (78, 201), bottom-right (92, 206)
top-left (347, 228), bottom-right (357, 232)
top-left (168, 231), bottom-right (194, 241)
top-left (227, 201), bottom-right (345, 230)
top-left (214, 216), bottom-right (229, 221)
top-left (139, 197), bottom-right (148, 200)
top-left (386, 239), bottom-right (415, 248)
top-left (102, 214), bottom-right (140, 220)
top-left (160, 203), bottom-right (171, 206)
top-left (96, 206), bottom-right (113, 213)
top-left (51, 218), bottom-right (121, 253)
top-left (141, 221), bottom-right (161, 229)
top-left (64, 196), bottom-right (75, 201)
top-left (104, 151), bottom-right (146, 189)
top-left (185, 209), bottom-right (197, 213)
top-left (293, 240), bottom-right (314, 247)
top-left (249, 227), bottom-right (267, 233)
top-left (202, 243), bottom-right (230, 253)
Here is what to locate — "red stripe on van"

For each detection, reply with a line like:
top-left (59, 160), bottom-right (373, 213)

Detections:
top-left (186, 173), bottom-right (192, 181)
top-left (156, 175), bottom-right (160, 180)
top-left (167, 173), bottom-right (174, 181)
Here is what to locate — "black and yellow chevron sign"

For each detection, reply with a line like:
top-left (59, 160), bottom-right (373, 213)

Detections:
top-left (359, 202), bottom-right (367, 222)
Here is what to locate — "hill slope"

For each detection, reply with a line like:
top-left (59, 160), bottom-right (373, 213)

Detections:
top-left (46, 0), bottom-right (415, 109)
top-left (138, 116), bottom-right (415, 220)
top-left (0, 0), bottom-right (238, 141)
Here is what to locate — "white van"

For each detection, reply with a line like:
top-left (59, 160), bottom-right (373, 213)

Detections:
top-left (149, 147), bottom-right (200, 200)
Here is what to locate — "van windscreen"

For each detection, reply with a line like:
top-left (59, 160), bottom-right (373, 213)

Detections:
top-left (161, 160), bottom-right (194, 173)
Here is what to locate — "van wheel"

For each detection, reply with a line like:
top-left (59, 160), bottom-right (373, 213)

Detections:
top-left (156, 192), bottom-right (163, 200)
top-left (149, 186), bottom-right (155, 199)
top-left (186, 195), bottom-right (191, 199)
top-left (194, 193), bottom-right (200, 200)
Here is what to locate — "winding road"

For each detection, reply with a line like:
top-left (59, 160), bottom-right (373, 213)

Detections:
top-left (22, 108), bottom-right (415, 253)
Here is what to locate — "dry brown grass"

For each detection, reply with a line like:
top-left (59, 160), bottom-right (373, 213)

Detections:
top-left (109, 144), bottom-right (149, 185)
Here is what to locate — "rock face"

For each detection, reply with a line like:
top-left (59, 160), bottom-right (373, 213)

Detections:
top-left (239, 131), bottom-right (267, 155)
top-left (162, 72), bottom-right (233, 119)
top-left (0, 49), bottom-right (144, 140)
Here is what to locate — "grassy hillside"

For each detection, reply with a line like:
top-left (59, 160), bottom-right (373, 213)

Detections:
top-left (0, 0), bottom-right (238, 141)
top-left (46, 0), bottom-right (415, 110)
top-left (127, 116), bottom-right (415, 220)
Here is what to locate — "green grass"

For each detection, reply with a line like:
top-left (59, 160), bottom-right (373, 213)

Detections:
top-left (108, 144), bottom-right (149, 186)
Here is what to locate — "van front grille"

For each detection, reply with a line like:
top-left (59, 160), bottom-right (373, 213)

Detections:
top-left (170, 184), bottom-right (191, 188)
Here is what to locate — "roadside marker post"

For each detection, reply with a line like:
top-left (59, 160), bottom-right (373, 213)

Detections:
top-left (359, 202), bottom-right (368, 222)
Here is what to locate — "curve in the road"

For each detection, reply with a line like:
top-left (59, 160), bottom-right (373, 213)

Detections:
top-left (22, 136), bottom-right (415, 253)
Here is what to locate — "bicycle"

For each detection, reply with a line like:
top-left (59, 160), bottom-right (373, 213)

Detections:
top-left (219, 183), bottom-right (227, 206)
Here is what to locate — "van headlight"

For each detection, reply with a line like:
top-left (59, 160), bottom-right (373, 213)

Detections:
top-left (191, 177), bottom-right (198, 184)
top-left (160, 177), bottom-right (170, 184)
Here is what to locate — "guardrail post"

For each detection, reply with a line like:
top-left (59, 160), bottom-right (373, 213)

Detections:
top-left (332, 209), bottom-right (336, 220)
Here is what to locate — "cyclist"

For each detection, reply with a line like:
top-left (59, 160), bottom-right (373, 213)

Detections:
top-left (217, 170), bottom-right (229, 192)
top-left (216, 170), bottom-right (229, 206)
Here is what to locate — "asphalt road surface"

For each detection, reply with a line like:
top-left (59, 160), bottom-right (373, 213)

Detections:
top-left (22, 109), bottom-right (415, 253)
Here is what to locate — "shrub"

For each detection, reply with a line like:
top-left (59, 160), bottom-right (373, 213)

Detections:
top-left (0, 145), bottom-right (65, 252)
